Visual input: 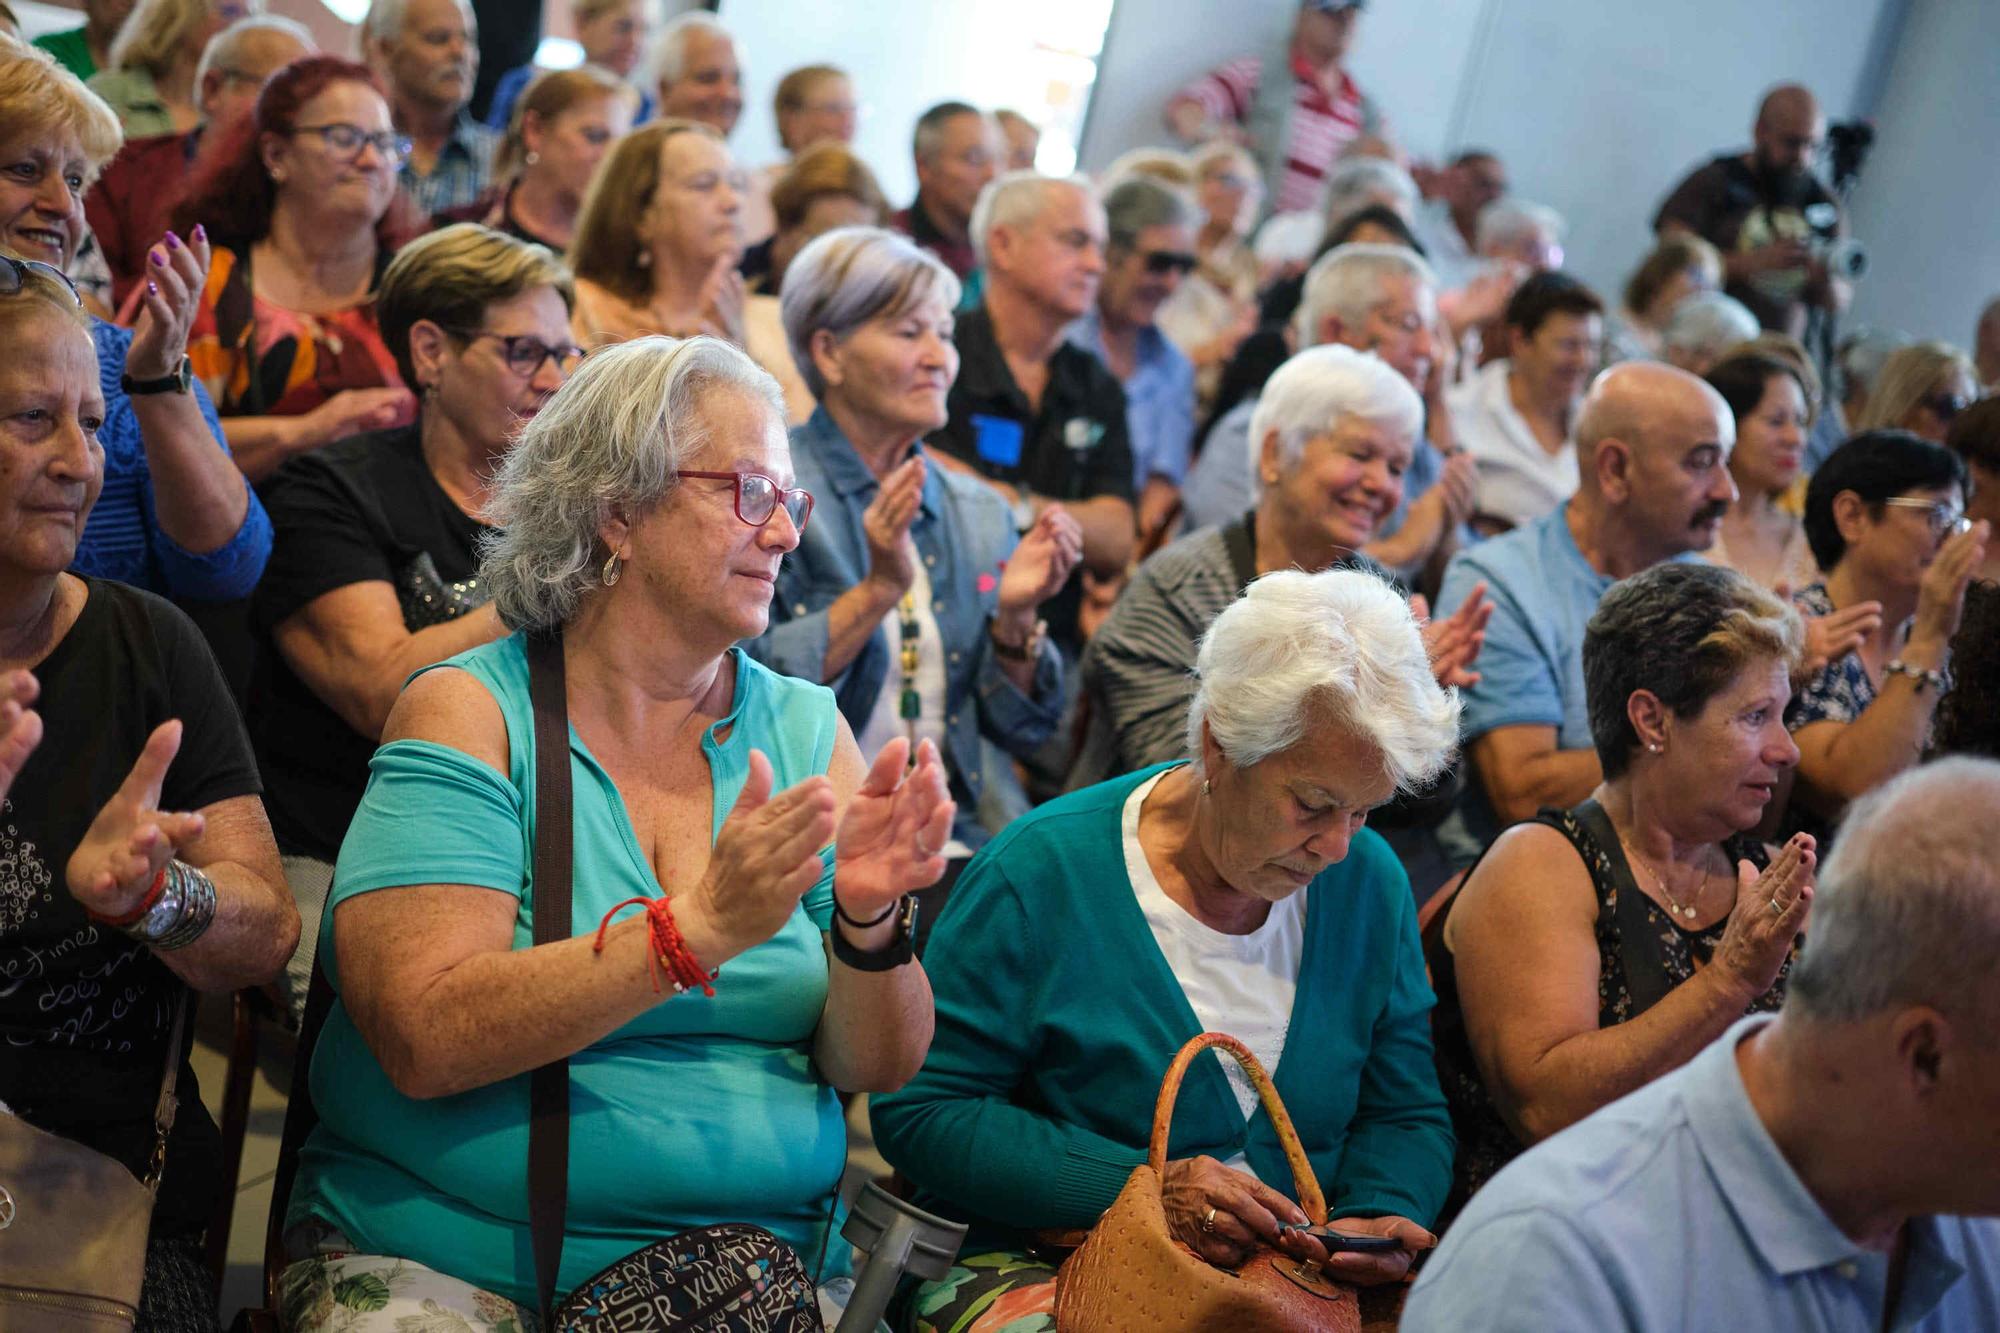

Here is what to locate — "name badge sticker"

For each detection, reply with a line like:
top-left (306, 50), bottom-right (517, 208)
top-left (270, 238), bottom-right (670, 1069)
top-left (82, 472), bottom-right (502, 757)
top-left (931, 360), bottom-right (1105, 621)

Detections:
top-left (972, 414), bottom-right (1025, 469)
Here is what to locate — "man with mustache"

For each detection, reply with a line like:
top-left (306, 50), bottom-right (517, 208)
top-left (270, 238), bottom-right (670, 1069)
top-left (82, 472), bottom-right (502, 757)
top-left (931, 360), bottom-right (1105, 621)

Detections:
top-left (365, 0), bottom-right (498, 216)
top-left (1654, 84), bottom-right (1849, 340)
top-left (1435, 361), bottom-right (1738, 859)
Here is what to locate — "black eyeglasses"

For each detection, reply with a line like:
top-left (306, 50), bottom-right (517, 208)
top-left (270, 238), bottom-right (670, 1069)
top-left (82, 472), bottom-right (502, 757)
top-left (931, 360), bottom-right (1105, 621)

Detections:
top-left (1142, 249), bottom-right (1199, 277)
top-left (443, 328), bottom-right (585, 379)
top-left (0, 256), bottom-right (83, 307)
top-left (674, 470), bottom-right (813, 532)
top-left (291, 123), bottom-right (412, 166)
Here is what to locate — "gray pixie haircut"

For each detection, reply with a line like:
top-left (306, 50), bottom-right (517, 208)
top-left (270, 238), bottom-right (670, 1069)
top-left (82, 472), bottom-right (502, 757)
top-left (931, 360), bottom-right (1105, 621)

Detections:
top-left (195, 14), bottom-right (313, 90)
top-left (1101, 175), bottom-right (1198, 250)
top-left (1320, 156), bottom-right (1418, 231)
top-left (1785, 757), bottom-right (2000, 1024)
top-left (780, 225), bottom-right (961, 400)
top-left (1475, 196), bottom-right (1563, 255)
top-left (1296, 242), bottom-right (1437, 347)
top-left (481, 336), bottom-right (784, 631)
top-left (969, 170), bottom-right (1092, 269)
top-left (1186, 568), bottom-right (1460, 792)
top-left (1246, 342), bottom-right (1424, 500)
top-left (1662, 291), bottom-right (1760, 360)
top-left (648, 12), bottom-right (734, 90)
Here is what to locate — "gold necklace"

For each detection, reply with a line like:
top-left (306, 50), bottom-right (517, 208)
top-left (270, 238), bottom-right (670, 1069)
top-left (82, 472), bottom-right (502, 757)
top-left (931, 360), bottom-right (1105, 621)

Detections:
top-left (1612, 827), bottom-right (1707, 921)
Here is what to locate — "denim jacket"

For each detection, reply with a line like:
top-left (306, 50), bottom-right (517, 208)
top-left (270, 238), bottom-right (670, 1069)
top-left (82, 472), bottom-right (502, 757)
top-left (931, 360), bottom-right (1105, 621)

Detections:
top-left (746, 408), bottom-right (1063, 842)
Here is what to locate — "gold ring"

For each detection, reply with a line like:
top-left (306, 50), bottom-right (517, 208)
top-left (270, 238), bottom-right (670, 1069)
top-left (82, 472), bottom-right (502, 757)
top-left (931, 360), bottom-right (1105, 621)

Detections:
top-left (1769, 897), bottom-right (1783, 914)
top-left (1202, 1206), bottom-right (1218, 1233)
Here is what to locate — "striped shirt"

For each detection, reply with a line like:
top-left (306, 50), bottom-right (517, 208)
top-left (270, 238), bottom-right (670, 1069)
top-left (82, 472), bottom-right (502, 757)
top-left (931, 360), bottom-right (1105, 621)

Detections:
top-left (1178, 54), bottom-right (1373, 213)
top-left (1068, 514), bottom-right (1381, 788)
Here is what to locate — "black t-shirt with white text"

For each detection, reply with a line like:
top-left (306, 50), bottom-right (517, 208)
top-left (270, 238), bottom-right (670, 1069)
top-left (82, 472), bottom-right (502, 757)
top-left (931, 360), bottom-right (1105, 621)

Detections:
top-left (0, 578), bottom-right (261, 1233)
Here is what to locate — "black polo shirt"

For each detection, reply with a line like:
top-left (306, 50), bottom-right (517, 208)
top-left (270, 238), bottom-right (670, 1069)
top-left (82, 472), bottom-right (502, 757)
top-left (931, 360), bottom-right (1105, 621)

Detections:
top-left (930, 305), bottom-right (1135, 510)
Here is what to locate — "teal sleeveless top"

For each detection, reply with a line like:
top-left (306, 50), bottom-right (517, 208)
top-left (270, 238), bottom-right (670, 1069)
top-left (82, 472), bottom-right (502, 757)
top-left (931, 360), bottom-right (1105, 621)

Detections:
top-left (289, 635), bottom-right (848, 1305)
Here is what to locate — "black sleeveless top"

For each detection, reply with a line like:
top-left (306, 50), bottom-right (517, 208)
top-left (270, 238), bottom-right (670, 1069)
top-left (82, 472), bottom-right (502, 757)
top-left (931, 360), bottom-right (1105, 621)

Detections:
top-left (1423, 799), bottom-right (1789, 1224)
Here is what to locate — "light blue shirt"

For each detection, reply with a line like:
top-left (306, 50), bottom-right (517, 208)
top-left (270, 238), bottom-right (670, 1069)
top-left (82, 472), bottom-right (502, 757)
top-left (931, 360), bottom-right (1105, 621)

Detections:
top-left (1067, 309), bottom-right (1197, 490)
top-left (1404, 1016), bottom-right (2000, 1333)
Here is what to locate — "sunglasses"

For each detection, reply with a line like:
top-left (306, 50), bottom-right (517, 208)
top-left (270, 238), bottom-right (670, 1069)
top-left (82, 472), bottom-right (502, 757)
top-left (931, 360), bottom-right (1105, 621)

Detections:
top-left (0, 256), bottom-right (83, 307)
top-left (1142, 250), bottom-right (1199, 277)
top-left (1923, 392), bottom-right (1973, 424)
top-left (675, 470), bottom-right (813, 532)
top-left (1881, 495), bottom-right (1973, 540)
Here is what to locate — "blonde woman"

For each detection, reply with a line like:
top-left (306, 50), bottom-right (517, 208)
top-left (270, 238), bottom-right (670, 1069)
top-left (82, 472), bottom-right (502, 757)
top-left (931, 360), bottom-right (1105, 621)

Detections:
top-left (1857, 340), bottom-right (1980, 443)
top-left (568, 118), bottom-right (746, 349)
top-left (87, 0), bottom-right (249, 135)
top-left (442, 64), bottom-right (637, 252)
top-left (1604, 232), bottom-right (1722, 364)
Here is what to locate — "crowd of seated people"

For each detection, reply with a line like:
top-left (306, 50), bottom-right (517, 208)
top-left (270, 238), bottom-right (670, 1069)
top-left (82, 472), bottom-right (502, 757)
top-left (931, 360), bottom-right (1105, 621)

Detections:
top-left (7, 0), bottom-right (2000, 1328)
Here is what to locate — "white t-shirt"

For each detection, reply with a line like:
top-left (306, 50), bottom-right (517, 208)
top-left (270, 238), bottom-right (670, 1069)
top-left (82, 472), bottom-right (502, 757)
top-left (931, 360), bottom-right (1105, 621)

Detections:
top-left (1447, 357), bottom-right (1580, 530)
top-left (855, 561), bottom-right (950, 765)
top-left (1122, 771), bottom-right (1305, 1166)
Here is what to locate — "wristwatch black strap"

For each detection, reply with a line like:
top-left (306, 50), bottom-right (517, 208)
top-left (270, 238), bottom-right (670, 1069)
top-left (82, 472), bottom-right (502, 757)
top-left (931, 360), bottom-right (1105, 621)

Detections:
top-left (121, 355), bottom-right (192, 396)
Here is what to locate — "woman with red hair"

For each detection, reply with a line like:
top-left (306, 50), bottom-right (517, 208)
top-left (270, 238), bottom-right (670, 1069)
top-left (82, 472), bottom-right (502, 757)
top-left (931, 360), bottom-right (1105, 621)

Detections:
top-left (170, 55), bottom-right (418, 480)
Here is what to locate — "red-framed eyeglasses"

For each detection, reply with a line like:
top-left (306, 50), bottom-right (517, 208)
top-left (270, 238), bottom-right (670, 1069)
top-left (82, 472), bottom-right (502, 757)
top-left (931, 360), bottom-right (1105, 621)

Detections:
top-left (674, 470), bottom-right (814, 533)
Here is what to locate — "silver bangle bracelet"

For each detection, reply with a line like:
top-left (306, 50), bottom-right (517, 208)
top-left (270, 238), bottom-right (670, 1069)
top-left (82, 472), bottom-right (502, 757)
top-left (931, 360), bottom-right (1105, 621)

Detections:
top-left (123, 859), bottom-right (217, 951)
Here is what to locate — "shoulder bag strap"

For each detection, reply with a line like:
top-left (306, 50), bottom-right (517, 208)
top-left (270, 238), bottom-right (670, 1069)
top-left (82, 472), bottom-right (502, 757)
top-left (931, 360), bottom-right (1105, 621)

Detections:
top-left (141, 990), bottom-right (193, 1193)
top-left (525, 629), bottom-right (576, 1325)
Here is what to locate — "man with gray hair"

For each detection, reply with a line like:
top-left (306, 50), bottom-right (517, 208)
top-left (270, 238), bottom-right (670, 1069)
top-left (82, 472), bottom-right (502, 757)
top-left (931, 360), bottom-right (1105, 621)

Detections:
top-left (1435, 360), bottom-right (1737, 854)
top-left (929, 171), bottom-right (1132, 659)
top-left (364, 0), bottom-right (498, 215)
top-left (1071, 342), bottom-right (1486, 792)
top-left (648, 11), bottom-right (741, 137)
top-left (1660, 289), bottom-right (1761, 377)
top-left (86, 13), bottom-right (313, 306)
top-left (1180, 242), bottom-right (1479, 587)
top-left (1405, 756), bottom-right (2000, 1332)
top-left (894, 101), bottom-right (1002, 282)
top-left (1068, 175), bottom-right (1202, 546)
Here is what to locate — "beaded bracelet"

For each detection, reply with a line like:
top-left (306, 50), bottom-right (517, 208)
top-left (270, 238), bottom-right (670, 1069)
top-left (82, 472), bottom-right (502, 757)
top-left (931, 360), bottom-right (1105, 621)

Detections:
top-left (1885, 659), bottom-right (1949, 694)
top-left (594, 895), bottom-right (717, 997)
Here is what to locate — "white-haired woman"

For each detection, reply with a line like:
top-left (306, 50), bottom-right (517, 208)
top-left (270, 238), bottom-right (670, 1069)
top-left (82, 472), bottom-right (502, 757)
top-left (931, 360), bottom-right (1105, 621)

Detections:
top-left (1074, 342), bottom-right (1488, 787)
top-left (875, 567), bottom-right (1461, 1331)
top-left (746, 227), bottom-right (1080, 860)
top-left (87, 0), bottom-right (249, 135)
top-left (283, 336), bottom-right (954, 1327)
top-left (1661, 290), bottom-right (1761, 378)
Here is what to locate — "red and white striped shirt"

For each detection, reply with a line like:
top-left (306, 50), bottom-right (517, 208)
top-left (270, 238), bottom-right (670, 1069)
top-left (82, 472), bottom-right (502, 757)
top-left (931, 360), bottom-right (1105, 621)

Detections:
top-left (1178, 53), bottom-right (1371, 213)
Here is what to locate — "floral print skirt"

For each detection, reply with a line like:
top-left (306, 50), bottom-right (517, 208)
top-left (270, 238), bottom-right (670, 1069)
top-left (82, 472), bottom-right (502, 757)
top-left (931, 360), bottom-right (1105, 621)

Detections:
top-left (898, 1251), bottom-right (1059, 1333)
top-left (280, 1253), bottom-right (536, 1333)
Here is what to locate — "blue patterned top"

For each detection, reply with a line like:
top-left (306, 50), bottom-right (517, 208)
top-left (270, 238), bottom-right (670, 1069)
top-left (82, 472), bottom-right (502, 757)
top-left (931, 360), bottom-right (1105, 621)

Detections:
top-left (72, 320), bottom-right (272, 601)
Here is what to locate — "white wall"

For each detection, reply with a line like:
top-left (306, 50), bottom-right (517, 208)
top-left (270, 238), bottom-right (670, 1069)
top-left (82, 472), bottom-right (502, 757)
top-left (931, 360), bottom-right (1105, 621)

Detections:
top-left (1844, 0), bottom-right (2000, 347)
top-left (1081, 0), bottom-right (1895, 306)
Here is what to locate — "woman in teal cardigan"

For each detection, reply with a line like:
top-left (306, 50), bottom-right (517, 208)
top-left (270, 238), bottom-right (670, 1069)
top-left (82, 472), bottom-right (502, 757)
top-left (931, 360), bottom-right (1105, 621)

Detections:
top-left (873, 565), bottom-right (1462, 1331)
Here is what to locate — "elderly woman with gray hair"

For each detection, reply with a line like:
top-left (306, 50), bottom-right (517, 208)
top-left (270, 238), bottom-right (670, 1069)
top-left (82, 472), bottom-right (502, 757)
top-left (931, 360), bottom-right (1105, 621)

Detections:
top-left (283, 335), bottom-right (955, 1327)
top-left (874, 567), bottom-right (1461, 1332)
top-left (746, 226), bottom-right (1081, 857)
top-left (1073, 342), bottom-right (1488, 789)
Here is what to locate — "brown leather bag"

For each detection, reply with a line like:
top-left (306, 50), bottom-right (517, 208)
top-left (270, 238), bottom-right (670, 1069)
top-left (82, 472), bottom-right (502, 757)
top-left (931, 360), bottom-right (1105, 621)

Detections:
top-left (0, 996), bottom-right (189, 1330)
top-left (1052, 1031), bottom-right (1362, 1333)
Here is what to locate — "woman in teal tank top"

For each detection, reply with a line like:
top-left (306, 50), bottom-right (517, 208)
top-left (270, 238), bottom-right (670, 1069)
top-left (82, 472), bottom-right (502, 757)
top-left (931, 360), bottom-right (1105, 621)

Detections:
top-left (283, 337), bottom-right (955, 1328)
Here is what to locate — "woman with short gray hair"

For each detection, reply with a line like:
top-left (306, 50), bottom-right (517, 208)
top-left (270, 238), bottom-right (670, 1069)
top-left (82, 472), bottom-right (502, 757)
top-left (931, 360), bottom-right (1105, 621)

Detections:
top-left (875, 566), bottom-right (1461, 1329)
top-left (284, 333), bottom-right (955, 1327)
top-left (747, 226), bottom-right (1080, 851)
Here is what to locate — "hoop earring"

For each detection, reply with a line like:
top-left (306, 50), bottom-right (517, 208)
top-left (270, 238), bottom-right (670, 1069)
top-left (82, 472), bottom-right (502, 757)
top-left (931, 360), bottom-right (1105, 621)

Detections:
top-left (601, 552), bottom-right (622, 587)
top-left (525, 150), bottom-right (540, 166)
top-left (1201, 778), bottom-right (1211, 797)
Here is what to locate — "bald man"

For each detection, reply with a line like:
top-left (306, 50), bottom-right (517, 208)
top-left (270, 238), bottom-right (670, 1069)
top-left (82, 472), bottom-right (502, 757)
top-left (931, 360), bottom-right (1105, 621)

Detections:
top-left (1654, 84), bottom-right (1847, 338)
top-left (1434, 363), bottom-right (1738, 853)
top-left (1407, 757), bottom-right (2000, 1332)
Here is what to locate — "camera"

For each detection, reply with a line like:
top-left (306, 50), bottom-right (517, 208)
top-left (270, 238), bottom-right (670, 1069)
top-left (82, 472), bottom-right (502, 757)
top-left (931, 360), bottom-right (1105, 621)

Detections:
top-left (1803, 202), bottom-right (1868, 280)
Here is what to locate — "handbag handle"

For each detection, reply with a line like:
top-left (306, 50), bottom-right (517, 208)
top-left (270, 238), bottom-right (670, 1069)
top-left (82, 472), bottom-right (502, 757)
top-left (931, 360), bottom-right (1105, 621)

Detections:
top-left (1145, 1032), bottom-right (1328, 1226)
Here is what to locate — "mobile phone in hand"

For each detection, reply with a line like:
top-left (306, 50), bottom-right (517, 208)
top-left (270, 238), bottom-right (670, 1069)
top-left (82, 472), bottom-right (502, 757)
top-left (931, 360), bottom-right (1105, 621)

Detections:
top-left (1278, 1222), bottom-right (1405, 1255)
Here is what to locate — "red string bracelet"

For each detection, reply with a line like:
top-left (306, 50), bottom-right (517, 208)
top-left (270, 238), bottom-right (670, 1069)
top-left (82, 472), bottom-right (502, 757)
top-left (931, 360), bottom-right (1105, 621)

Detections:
top-left (86, 865), bottom-right (168, 928)
top-left (594, 895), bottom-right (718, 998)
